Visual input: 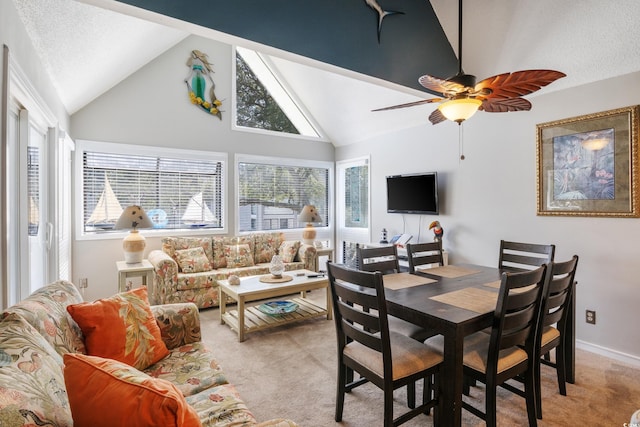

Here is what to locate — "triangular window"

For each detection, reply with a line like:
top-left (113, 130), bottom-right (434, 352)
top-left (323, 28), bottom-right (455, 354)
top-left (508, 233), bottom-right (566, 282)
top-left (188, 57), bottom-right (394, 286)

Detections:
top-left (235, 47), bottom-right (320, 138)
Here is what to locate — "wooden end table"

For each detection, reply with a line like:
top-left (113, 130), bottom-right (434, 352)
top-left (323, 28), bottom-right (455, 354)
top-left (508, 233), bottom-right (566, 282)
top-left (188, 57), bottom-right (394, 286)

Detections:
top-left (116, 260), bottom-right (154, 293)
top-left (218, 269), bottom-right (332, 342)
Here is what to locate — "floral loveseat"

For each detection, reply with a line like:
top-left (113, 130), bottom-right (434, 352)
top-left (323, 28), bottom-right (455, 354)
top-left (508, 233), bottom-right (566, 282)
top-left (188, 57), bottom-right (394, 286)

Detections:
top-left (148, 232), bottom-right (317, 309)
top-left (0, 280), bottom-right (297, 427)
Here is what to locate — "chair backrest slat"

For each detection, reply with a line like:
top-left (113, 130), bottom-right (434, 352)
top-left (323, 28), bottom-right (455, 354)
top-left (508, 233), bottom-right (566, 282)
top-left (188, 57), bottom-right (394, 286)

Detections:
top-left (357, 246), bottom-right (400, 275)
top-left (328, 262), bottom-right (391, 359)
top-left (499, 240), bottom-right (555, 272)
top-left (406, 241), bottom-right (444, 273)
top-left (490, 265), bottom-right (548, 360)
top-left (541, 255), bottom-right (579, 330)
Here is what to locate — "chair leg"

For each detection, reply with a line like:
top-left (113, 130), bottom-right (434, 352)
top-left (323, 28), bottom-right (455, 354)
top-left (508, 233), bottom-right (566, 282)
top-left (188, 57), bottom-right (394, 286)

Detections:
top-left (346, 367), bottom-right (354, 391)
top-left (525, 368), bottom-right (538, 427)
top-left (463, 376), bottom-right (471, 395)
top-left (384, 386), bottom-right (394, 427)
top-left (535, 352), bottom-right (543, 419)
top-left (556, 344), bottom-right (567, 396)
top-left (486, 382), bottom-right (497, 427)
top-left (407, 381), bottom-right (416, 409)
top-left (335, 363), bottom-right (346, 422)
top-left (423, 375), bottom-right (433, 415)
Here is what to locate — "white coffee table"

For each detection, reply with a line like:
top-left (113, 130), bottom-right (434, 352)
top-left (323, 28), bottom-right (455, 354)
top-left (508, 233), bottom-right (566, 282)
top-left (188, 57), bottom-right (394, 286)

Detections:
top-left (218, 269), bottom-right (332, 342)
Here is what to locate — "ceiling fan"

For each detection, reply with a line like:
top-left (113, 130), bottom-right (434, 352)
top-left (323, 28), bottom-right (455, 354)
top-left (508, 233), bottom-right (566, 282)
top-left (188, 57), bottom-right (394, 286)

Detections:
top-left (372, 0), bottom-right (566, 125)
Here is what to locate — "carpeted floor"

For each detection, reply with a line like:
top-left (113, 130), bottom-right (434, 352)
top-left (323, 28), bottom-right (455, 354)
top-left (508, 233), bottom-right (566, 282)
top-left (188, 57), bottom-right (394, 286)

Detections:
top-left (199, 289), bottom-right (640, 426)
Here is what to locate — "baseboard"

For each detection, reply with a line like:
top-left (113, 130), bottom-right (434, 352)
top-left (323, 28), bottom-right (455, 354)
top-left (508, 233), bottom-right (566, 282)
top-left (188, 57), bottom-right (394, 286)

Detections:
top-left (577, 340), bottom-right (640, 367)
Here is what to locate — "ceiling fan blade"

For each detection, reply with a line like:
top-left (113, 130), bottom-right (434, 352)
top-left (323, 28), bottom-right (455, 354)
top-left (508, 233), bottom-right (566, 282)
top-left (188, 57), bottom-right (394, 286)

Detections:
top-left (419, 74), bottom-right (468, 95)
top-left (372, 97), bottom-right (443, 112)
top-left (475, 70), bottom-right (566, 99)
top-left (428, 108), bottom-right (447, 125)
top-left (480, 97), bottom-right (532, 113)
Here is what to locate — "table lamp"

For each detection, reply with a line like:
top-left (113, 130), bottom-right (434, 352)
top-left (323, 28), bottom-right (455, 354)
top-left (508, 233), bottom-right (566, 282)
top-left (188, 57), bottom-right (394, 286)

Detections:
top-left (298, 205), bottom-right (323, 246)
top-left (115, 205), bottom-right (153, 264)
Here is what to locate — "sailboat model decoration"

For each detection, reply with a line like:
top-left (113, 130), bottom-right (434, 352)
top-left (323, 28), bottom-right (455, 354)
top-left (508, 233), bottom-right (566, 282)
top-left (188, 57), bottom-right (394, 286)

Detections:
top-left (182, 192), bottom-right (217, 228)
top-left (86, 174), bottom-right (123, 229)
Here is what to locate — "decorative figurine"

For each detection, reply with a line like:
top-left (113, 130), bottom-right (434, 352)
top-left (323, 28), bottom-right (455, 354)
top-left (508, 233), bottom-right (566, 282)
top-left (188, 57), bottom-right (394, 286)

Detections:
top-left (228, 274), bottom-right (240, 286)
top-left (380, 228), bottom-right (388, 244)
top-left (185, 49), bottom-right (223, 119)
top-left (429, 221), bottom-right (443, 242)
top-left (269, 248), bottom-right (285, 278)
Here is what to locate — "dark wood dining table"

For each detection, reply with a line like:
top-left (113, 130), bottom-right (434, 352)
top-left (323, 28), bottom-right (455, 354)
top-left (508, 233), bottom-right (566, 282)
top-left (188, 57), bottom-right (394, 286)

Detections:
top-left (382, 265), bottom-right (576, 427)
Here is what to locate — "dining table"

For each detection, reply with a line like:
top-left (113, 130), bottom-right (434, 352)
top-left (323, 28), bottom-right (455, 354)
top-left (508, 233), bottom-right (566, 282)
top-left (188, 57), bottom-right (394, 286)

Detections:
top-left (381, 264), bottom-right (576, 427)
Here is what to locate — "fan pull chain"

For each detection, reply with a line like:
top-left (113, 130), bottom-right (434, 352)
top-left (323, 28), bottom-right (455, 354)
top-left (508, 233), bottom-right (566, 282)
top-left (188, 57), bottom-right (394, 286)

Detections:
top-left (459, 125), bottom-right (465, 161)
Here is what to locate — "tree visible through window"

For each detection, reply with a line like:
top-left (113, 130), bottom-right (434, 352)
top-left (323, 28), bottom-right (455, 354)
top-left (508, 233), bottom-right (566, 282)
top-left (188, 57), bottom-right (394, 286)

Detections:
top-left (236, 53), bottom-right (298, 133)
top-left (235, 47), bottom-right (320, 138)
top-left (345, 164), bottom-right (369, 228)
top-left (237, 158), bottom-right (329, 233)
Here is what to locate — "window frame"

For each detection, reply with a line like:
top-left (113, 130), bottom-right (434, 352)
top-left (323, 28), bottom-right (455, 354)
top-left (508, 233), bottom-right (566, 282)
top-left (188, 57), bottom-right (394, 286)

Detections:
top-left (231, 45), bottom-right (329, 142)
top-left (75, 140), bottom-right (228, 241)
top-left (234, 153), bottom-right (333, 240)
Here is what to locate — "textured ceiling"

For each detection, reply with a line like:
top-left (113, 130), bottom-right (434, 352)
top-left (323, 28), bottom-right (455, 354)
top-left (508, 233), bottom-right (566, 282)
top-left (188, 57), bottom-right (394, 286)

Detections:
top-left (12, 0), bottom-right (640, 146)
top-left (13, 0), bottom-right (188, 114)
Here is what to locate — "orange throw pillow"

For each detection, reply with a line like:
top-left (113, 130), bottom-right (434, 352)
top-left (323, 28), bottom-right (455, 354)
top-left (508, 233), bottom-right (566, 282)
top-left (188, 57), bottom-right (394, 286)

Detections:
top-left (67, 287), bottom-right (169, 370)
top-left (63, 353), bottom-right (201, 427)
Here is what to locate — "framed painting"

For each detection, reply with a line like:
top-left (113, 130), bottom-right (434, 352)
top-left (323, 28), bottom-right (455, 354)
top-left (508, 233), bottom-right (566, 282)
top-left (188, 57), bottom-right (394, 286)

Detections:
top-left (536, 105), bottom-right (639, 217)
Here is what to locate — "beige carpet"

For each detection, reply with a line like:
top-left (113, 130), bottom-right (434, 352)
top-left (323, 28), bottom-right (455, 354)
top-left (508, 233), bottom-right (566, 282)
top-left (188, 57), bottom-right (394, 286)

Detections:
top-left (199, 289), bottom-right (640, 426)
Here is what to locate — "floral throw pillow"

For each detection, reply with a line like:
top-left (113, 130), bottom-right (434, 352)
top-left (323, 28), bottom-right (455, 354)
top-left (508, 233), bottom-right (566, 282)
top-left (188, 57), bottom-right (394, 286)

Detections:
top-left (64, 353), bottom-right (201, 427)
top-left (279, 240), bottom-right (301, 263)
top-left (67, 287), bottom-right (169, 370)
top-left (224, 244), bottom-right (255, 268)
top-left (175, 247), bottom-right (212, 273)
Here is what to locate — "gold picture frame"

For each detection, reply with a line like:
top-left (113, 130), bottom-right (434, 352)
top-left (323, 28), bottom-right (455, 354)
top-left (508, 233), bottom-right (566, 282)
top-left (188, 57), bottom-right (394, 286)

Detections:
top-left (536, 105), bottom-right (639, 217)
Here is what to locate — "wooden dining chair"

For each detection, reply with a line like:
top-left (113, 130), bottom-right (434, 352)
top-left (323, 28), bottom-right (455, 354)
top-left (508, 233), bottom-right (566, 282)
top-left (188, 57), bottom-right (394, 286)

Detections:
top-left (356, 245), bottom-right (435, 408)
top-left (357, 245), bottom-right (401, 274)
top-left (535, 255), bottom-right (579, 419)
top-left (326, 262), bottom-right (442, 427)
top-left (426, 264), bottom-right (548, 427)
top-left (498, 240), bottom-right (555, 272)
top-left (406, 241), bottom-right (444, 273)
top-left (357, 246), bottom-right (432, 342)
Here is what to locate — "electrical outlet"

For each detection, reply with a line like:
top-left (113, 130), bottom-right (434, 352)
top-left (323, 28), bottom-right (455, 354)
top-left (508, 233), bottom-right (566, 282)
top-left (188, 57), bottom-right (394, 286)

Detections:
top-left (586, 309), bottom-right (596, 324)
top-left (80, 278), bottom-right (88, 289)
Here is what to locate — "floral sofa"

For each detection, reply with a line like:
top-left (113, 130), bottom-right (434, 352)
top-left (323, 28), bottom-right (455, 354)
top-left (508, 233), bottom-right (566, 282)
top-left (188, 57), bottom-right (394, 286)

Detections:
top-left (148, 232), bottom-right (317, 309)
top-left (0, 280), bottom-right (297, 427)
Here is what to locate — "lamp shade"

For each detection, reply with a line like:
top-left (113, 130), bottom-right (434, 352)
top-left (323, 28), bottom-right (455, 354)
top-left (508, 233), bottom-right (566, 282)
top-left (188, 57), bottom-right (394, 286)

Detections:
top-left (298, 205), bottom-right (323, 246)
top-left (438, 98), bottom-right (482, 124)
top-left (298, 205), bottom-right (322, 224)
top-left (115, 206), bottom-right (152, 264)
top-left (115, 205), bottom-right (153, 230)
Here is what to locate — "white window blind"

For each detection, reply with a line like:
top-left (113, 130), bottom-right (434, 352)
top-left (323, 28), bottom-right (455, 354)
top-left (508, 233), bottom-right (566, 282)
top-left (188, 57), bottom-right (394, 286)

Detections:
top-left (81, 146), bottom-right (225, 234)
top-left (237, 159), bottom-right (329, 232)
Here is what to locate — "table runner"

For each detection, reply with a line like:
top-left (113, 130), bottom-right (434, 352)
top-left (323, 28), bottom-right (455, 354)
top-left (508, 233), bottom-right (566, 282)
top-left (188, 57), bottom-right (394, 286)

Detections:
top-left (420, 265), bottom-right (481, 278)
top-left (383, 273), bottom-right (436, 290)
top-left (430, 287), bottom-right (498, 313)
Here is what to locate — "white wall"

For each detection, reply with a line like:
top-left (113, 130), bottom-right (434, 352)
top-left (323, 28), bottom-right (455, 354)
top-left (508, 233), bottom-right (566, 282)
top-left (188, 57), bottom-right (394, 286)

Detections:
top-left (336, 71), bottom-right (640, 363)
top-left (70, 35), bottom-right (334, 301)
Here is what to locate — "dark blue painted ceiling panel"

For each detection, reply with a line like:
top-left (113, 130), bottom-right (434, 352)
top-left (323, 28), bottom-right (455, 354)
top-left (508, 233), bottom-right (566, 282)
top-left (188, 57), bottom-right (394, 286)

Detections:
top-left (115, 0), bottom-right (458, 92)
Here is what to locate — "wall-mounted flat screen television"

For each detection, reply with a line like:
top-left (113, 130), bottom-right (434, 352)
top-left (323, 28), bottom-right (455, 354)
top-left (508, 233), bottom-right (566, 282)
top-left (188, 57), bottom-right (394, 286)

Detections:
top-left (386, 172), bottom-right (439, 215)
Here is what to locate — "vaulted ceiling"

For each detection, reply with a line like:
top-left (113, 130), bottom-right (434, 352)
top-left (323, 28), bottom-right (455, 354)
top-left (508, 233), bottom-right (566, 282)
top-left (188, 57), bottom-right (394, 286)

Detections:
top-left (13, 0), bottom-right (640, 146)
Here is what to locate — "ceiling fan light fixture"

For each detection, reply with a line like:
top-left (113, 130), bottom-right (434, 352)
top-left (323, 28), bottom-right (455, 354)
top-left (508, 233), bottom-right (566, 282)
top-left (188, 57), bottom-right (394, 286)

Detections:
top-left (438, 98), bottom-right (482, 124)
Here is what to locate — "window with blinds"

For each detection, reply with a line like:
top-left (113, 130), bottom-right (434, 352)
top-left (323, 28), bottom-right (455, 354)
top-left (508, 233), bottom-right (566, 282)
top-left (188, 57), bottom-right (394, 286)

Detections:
top-left (80, 144), bottom-right (225, 234)
top-left (237, 158), bottom-right (329, 232)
